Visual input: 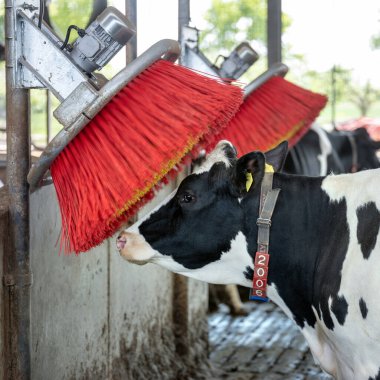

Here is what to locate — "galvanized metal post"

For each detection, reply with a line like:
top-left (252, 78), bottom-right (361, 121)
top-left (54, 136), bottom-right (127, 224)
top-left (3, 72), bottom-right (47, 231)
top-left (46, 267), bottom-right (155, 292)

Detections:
top-left (125, 0), bottom-right (137, 63)
top-left (4, 0), bottom-right (32, 378)
top-left (267, 0), bottom-right (282, 67)
top-left (174, 0), bottom-right (191, 359)
top-left (178, 0), bottom-right (190, 48)
top-left (46, 90), bottom-right (52, 144)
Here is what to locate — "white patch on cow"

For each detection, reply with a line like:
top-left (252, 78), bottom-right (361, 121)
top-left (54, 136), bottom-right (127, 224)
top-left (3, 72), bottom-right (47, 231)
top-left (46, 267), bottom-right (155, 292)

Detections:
top-left (267, 283), bottom-right (294, 319)
top-left (311, 124), bottom-right (332, 176)
top-left (118, 230), bottom-right (159, 263)
top-left (301, 309), bottom-right (339, 379)
top-left (320, 169), bottom-right (380, 379)
top-left (193, 140), bottom-right (235, 174)
top-left (321, 169), bottom-right (380, 206)
top-left (267, 285), bottom-right (340, 377)
top-left (147, 231), bottom-right (253, 287)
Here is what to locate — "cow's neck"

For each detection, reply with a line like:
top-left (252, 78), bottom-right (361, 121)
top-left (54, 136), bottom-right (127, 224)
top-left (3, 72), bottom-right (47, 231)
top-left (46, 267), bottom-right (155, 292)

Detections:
top-left (243, 173), bottom-right (348, 328)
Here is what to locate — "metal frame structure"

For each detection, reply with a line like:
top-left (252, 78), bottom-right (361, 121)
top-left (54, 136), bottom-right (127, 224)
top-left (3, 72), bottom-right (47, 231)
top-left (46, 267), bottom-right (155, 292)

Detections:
top-left (27, 39), bottom-right (180, 191)
top-left (4, 1), bottom-right (32, 377)
top-left (267, 0), bottom-right (282, 67)
top-left (2, 0), bottom-right (283, 376)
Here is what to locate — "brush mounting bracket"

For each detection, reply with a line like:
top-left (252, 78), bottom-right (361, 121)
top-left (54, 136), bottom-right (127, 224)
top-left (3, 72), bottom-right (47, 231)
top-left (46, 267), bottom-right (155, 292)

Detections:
top-left (180, 26), bottom-right (219, 76)
top-left (244, 62), bottom-right (289, 99)
top-left (180, 26), bottom-right (258, 80)
top-left (7, 1), bottom-right (180, 191)
top-left (27, 39), bottom-right (181, 191)
top-left (218, 42), bottom-right (259, 80)
top-left (179, 26), bottom-right (288, 98)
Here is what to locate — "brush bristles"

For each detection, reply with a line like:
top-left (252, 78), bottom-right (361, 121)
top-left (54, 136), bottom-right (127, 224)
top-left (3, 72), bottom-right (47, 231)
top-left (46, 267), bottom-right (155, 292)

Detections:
top-left (51, 60), bottom-right (243, 254)
top-left (215, 76), bottom-right (328, 156)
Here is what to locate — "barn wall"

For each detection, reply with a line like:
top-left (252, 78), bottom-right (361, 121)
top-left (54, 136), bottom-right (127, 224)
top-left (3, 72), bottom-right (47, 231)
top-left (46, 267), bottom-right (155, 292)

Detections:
top-left (187, 278), bottom-right (211, 376)
top-left (109, 186), bottom-right (179, 379)
top-left (30, 187), bottom-right (109, 379)
top-left (26, 182), bottom-right (209, 379)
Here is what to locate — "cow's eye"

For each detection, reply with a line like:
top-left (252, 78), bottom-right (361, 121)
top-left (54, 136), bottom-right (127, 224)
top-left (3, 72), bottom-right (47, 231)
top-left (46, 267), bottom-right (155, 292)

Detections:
top-left (179, 192), bottom-right (195, 204)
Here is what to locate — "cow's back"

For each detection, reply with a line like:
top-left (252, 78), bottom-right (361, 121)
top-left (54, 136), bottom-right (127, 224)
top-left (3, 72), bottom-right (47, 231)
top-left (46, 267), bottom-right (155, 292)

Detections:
top-left (317, 169), bottom-right (380, 379)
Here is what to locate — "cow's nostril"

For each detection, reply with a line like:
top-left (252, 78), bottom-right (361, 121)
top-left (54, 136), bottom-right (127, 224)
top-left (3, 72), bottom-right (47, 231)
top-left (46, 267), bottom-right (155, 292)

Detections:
top-left (116, 236), bottom-right (127, 250)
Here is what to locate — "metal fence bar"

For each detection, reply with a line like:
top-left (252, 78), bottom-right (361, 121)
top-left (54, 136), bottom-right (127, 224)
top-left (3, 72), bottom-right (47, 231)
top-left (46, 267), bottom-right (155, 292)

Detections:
top-left (125, 0), bottom-right (137, 63)
top-left (4, 0), bottom-right (32, 378)
top-left (46, 90), bottom-right (52, 145)
top-left (267, 0), bottom-right (282, 67)
top-left (173, 0), bottom-right (191, 359)
top-left (178, 0), bottom-right (190, 46)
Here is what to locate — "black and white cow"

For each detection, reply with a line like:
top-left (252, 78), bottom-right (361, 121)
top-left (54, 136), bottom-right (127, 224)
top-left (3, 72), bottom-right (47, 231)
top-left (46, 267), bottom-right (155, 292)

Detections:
top-left (284, 125), bottom-right (380, 176)
top-left (117, 141), bottom-right (380, 380)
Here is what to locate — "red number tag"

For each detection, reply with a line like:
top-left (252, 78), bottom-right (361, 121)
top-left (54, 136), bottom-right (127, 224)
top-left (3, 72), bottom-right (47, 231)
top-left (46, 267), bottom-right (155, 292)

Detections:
top-left (250, 288), bottom-right (268, 302)
top-left (254, 265), bottom-right (268, 279)
top-left (254, 252), bottom-right (270, 267)
top-left (250, 251), bottom-right (270, 302)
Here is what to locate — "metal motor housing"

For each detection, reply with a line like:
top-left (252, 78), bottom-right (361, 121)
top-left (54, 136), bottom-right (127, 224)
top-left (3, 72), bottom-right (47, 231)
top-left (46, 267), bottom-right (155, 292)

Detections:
top-left (218, 42), bottom-right (259, 79)
top-left (70, 6), bottom-right (136, 73)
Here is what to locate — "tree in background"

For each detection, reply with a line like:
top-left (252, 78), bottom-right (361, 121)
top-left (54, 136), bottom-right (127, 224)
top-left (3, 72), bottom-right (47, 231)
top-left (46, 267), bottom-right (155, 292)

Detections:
top-left (346, 80), bottom-right (380, 116)
top-left (199, 1), bottom-right (380, 122)
top-left (200, 0), bottom-right (267, 55)
top-left (49, 0), bottom-right (93, 40)
top-left (199, 0), bottom-right (291, 80)
top-left (371, 33), bottom-right (380, 50)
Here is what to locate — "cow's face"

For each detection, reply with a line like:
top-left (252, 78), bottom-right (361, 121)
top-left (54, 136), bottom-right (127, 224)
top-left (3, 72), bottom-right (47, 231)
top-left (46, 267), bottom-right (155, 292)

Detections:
top-left (353, 128), bottom-right (380, 171)
top-left (117, 140), bottom-right (288, 285)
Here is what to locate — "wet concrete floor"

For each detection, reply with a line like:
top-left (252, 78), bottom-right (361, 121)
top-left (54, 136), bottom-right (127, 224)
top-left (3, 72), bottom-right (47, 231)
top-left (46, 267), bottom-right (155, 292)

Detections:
top-left (208, 301), bottom-right (333, 380)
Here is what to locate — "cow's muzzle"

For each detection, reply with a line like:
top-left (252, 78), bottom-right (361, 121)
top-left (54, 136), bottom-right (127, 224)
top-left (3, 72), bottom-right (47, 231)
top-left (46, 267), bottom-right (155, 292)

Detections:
top-left (116, 235), bottom-right (127, 250)
top-left (116, 230), bottom-right (156, 265)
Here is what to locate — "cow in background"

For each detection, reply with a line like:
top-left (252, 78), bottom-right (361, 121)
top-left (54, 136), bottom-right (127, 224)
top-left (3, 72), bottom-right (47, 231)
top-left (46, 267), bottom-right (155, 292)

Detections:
top-left (284, 124), bottom-right (380, 176)
top-left (117, 140), bottom-right (380, 380)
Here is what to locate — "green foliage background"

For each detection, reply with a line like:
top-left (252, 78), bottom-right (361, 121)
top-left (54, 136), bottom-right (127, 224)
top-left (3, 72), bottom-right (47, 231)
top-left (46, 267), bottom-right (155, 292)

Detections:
top-left (198, 0), bottom-right (380, 125)
top-left (49, 0), bottom-right (93, 40)
top-left (0, 1), bottom-right (379, 143)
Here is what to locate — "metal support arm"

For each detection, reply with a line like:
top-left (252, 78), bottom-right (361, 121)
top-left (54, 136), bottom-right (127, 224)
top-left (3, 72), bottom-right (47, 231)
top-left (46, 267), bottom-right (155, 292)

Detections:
top-left (244, 62), bottom-right (288, 98)
top-left (27, 39), bottom-right (181, 191)
top-left (16, 11), bottom-right (90, 100)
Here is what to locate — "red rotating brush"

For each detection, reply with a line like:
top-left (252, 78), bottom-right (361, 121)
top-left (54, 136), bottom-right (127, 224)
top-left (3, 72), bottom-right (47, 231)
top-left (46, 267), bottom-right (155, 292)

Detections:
top-left (215, 63), bottom-right (328, 155)
top-left (50, 58), bottom-right (243, 253)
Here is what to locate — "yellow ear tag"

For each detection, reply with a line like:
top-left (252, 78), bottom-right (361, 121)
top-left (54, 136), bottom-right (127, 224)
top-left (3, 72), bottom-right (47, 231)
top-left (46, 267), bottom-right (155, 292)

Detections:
top-left (246, 164), bottom-right (274, 192)
top-left (246, 172), bottom-right (254, 192)
top-left (265, 163), bottom-right (274, 173)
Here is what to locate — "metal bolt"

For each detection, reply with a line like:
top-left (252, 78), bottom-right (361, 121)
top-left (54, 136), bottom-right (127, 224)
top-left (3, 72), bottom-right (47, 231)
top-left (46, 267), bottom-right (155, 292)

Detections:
top-left (21, 3), bottom-right (38, 11)
top-left (3, 274), bottom-right (15, 286)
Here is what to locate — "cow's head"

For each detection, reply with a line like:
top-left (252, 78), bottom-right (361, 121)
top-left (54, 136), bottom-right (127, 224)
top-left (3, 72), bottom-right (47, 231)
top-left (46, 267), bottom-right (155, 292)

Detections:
top-left (116, 140), bottom-right (288, 285)
top-left (337, 128), bottom-right (380, 172)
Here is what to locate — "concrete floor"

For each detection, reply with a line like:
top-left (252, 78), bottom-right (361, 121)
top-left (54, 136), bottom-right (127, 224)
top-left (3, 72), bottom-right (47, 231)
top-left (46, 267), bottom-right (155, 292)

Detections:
top-left (208, 301), bottom-right (333, 380)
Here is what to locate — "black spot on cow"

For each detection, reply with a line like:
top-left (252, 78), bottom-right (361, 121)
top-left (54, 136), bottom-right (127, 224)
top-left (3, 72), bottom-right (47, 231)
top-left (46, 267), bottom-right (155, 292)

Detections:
top-left (331, 295), bottom-right (348, 325)
top-left (258, 175), bottom-right (350, 330)
top-left (359, 298), bottom-right (368, 319)
top-left (243, 266), bottom-right (253, 281)
top-left (369, 367), bottom-right (380, 380)
top-left (357, 202), bottom-right (380, 259)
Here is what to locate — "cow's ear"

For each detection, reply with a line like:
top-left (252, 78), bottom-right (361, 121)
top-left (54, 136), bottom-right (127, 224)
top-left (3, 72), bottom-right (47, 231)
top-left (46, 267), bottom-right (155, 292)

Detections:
top-left (264, 141), bottom-right (288, 172)
top-left (353, 127), bottom-right (380, 149)
top-left (371, 140), bottom-right (380, 150)
top-left (353, 127), bottom-right (369, 138)
top-left (233, 151), bottom-right (266, 195)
